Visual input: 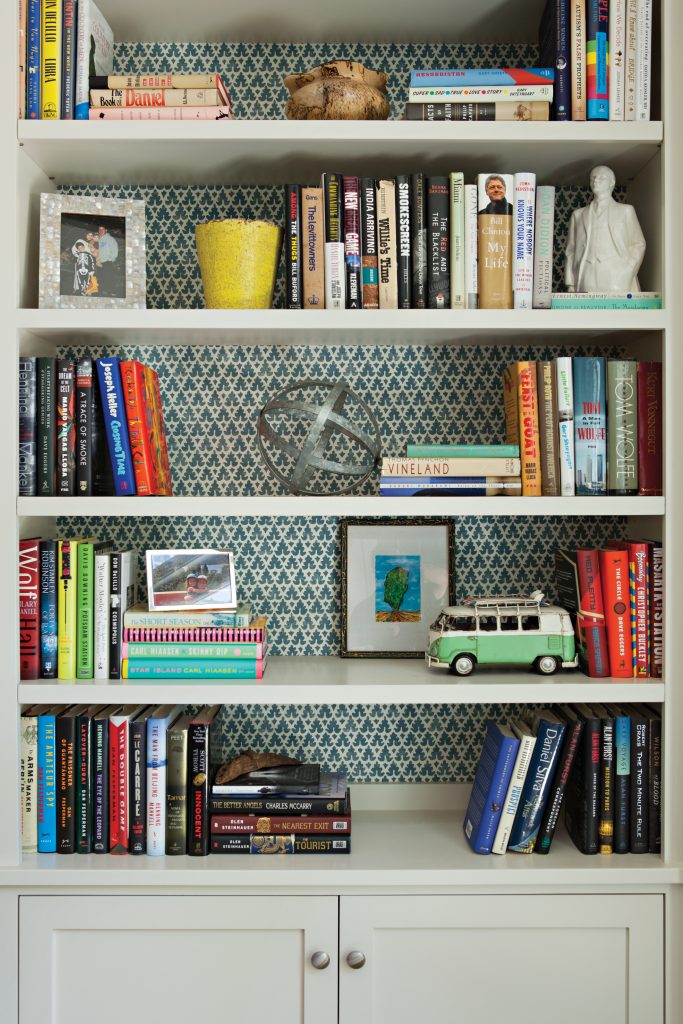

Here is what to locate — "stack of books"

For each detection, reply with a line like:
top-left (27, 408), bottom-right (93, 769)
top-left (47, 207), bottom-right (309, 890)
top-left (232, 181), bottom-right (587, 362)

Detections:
top-left (379, 445), bottom-right (522, 496)
top-left (18, 354), bottom-right (173, 498)
top-left (465, 703), bottom-right (661, 857)
top-left (89, 72), bottom-right (234, 121)
top-left (209, 764), bottom-right (352, 855)
top-left (405, 68), bottom-right (554, 121)
top-left (121, 603), bottom-right (268, 679)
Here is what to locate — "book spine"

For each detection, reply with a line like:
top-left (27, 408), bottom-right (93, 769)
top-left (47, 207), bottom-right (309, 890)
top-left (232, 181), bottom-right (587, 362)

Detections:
top-left (517, 361), bottom-right (542, 496)
top-left (607, 360), bottom-right (638, 494)
top-left (535, 718), bottom-right (584, 854)
top-left (211, 813), bottom-right (351, 834)
top-left (208, 794), bottom-right (348, 815)
top-left (648, 713), bottom-right (661, 853)
top-left (573, 356), bottom-right (607, 494)
top-left (599, 548), bottom-right (633, 676)
top-left (612, 712), bottom-right (631, 852)
top-left (508, 719), bottom-right (567, 852)
top-left (571, 0), bottom-right (587, 119)
top-left (120, 360), bottom-right (154, 495)
top-left (21, 715), bottom-right (38, 853)
top-left (75, 714), bottom-right (92, 853)
top-left (403, 101), bottom-right (550, 120)
top-left (464, 726), bottom-right (520, 854)
top-left (27, 0), bottom-right (40, 119)
top-left (40, 0), bottom-right (60, 118)
top-left (74, 0), bottom-right (89, 118)
top-left (188, 723), bottom-right (211, 856)
top-left (57, 539), bottom-right (78, 679)
top-left (409, 68), bottom-right (556, 86)
top-left (609, 0), bottom-right (626, 119)
top-left (477, 172), bottom-right (513, 308)
top-left (597, 713), bottom-right (615, 853)
top-left (36, 356), bottom-right (55, 496)
top-left (94, 551), bottom-right (110, 678)
top-left (93, 714), bottom-right (109, 852)
top-left (211, 835), bottom-right (351, 854)
top-left (92, 373), bottom-right (114, 496)
top-left (284, 183), bottom-right (303, 309)
top-left (565, 715), bottom-right (600, 853)
top-left (343, 176), bottom-right (362, 309)
top-left (165, 723), bottom-right (188, 855)
top-left (147, 718), bottom-right (169, 855)
top-left (56, 358), bottom-right (76, 495)
top-left (513, 173), bottom-right (535, 309)
top-left (109, 717), bottom-right (130, 853)
top-left (123, 608), bottom-right (264, 629)
top-left (395, 175), bottom-right (412, 309)
top-left (532, 186), bottom-right (555, 308)
top-left (109, 551), bottom-right (122, 678)
top-left (76, 542), bottom-right (94, 679)
top-left (95, 357), bottom-right (137, 496)
top-left (376, 179), bottom-right (398, 308)
top-left (93, 73), bottom-right (224, 89)
top-left (60, 0), bottom-right (75, 118)
top-left (636, 361), bottom-right (662, 495)
top-left (586, 0), bottom-right (609, 118)
top-left (56, 713), bottom-right (76, 853)
top-left (410, 173), bottom-right (427, 308)
top-left (492, 733), bottom-right (536, 854)
top-left (381, 457), bottom-right (520, 477)
top-left (556, 357), bottom-right (576, 494)
top-left (359, 178), bottom-right (379, 310)
top-left (540, 0), bottom-right (571, 119)
top-left (75, 355), bottom-right (93, 495)
top-left (449, 172), bottom-right (465, 309)
top-left (322, 172), bottom-right (345, 309)
top-left (128, 718), bottom-right (147, 854)
top-left (379, 480), bottom-right (522, 496)
top-left (18, 0), bottom-right (25, 116)
top-left (576, 549), bottom-right (610, 676)
top-left (635, 0), bottom-right (652, 119)
top-left (647, 541), bottom-right (663, 677)
top-left (39, 540), bottom-right (57, 678)
top-left (502, 364), bottom-right (519, 450)
top-left (551, 294), bottom-right (662, 308)
top-left (625, 0), bottom-right (638, 119)
top-left (426, 177), bottom-right (450, 308)
top-left (125, 659), bottom-right (265, 679)
top-left (37, 713), bottom-right (57, 852)
top-left (124, 625), bottom-right (266, 643)
top-left (537, 361), bottom-right (561, 496)
top-left (128, 641), bottom-right (267, 659)
top-left (630, 715), bottom-right (649, 852)
top-left (464, 184), bottom-right (478, 309)
top-left (146, 367), bottom-right (173, 495)
top-left (90, 87), bottom-right (221, 106)
top-left (90, 105), bottom-right (234, 120)
top-left (408, 85), bottom-right (553, 101)
top-left (18, 357), bottom-right (37, 496)
top-left (406, 443), bottom-right (520, 458)
top-left (629, 542), bottom-right (650, 677)
top-left (302, 188), bottom-right (325, 309)
top-left (19, 538), bottom-right (40, 679)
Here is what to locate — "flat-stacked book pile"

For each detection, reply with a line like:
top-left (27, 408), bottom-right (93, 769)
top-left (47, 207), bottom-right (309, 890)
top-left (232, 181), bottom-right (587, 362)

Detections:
top-left (464, 704), bottom-right (661, 857)
top-left (121, 603), bottom-right (268, 679)
top-left (18, 354), bottom-right (173, 498)
top-left (379, 445), bottom-right (522, 496)
top-left (89, 72), bottom-right (234, 120)
top-left (210, 764), bottom-right (351, 855)
top-left (405, 68), bottom-right (554, 122)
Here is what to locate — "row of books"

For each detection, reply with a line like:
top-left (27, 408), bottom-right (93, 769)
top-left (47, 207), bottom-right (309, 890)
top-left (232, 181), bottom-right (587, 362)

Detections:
top-left (503, 358), bottom-right (662, 497)
top-left (465, 702), bottom-right (661, 856)
top-left (88, 72), bottom-right (234, 120)
top-left (556, 542), bottom-right (663, 679)
top-left (285, 173), bottom-right (560, 311)
top-left (18, 354), bottom-right (172, 497)
top-left (379, 446), bottom-right (522, 496)
top-left (405, 67), bottom-right (554, 122)
top-left (540, 0), bottom-right (652, 121)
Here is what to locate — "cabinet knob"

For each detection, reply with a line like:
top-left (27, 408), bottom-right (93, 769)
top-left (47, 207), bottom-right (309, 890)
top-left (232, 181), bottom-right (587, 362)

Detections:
top-left (346, 951), bottom-right (366, 970)
top-left (310, 951), bottom-right (331, 970)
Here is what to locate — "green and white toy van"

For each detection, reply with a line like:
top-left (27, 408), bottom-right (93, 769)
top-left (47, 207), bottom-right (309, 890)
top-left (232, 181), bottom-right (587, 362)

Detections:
top-left (426, 592), bottom-right (577, 677)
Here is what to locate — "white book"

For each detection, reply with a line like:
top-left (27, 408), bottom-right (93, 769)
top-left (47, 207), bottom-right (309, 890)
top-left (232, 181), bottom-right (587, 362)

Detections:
top-left (610, 0), bottom-right (626, 120)
top-left (635, 0), bottom-right (653, 120)
top-left (324, 244), bottom-right (345, 309)
top-left (408, 85), bottom-right (554, 101)
top-left (532, 186), bottom-right (555, 309)
top-left (450, 172), bottom-right (465, 309)
top-left (513, 172), bottom-right (536, 309)
top-left (146, 705), bottom-right (183, 856)
top-left (75, 0), bottom-right (114, 120)
top-left (20, 710), bottom-right (38, 853)
top-left (492, 720), bottom-right (536, 855)
top-left (625, 0), bottom-right (638, 120)
top-left (94, 550), bottom-right (111, 679)
top-left (556, 357), bottom-right (576, 496)
top-left (464, 184), bottom-right (478, 308)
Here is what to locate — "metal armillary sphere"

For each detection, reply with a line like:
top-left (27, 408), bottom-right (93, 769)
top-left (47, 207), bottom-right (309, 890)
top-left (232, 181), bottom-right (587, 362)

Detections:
top-left (257, 379), bottom-right (382, 496)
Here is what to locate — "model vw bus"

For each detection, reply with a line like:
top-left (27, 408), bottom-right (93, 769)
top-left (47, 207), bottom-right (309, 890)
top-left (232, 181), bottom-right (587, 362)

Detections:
top-left (426, 592), bottom-right (577, 676)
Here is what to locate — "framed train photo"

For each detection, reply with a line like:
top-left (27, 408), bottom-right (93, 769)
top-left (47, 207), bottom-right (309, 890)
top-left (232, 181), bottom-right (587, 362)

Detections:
top-left (38, 192), bottom-right (146, 309)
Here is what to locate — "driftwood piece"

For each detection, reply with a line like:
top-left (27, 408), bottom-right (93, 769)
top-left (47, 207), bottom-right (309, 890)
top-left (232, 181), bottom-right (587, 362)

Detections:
top-left (214, 750), bottom-right (302, 785)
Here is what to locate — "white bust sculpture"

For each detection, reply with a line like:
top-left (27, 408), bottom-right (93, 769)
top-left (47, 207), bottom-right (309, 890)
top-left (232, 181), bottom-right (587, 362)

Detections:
top-left (564, 165), bottom-right (646, 293)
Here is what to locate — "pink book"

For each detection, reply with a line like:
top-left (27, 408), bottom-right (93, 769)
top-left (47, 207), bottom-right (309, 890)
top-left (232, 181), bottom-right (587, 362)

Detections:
top-left (89, 106), bottom-right (234, 120)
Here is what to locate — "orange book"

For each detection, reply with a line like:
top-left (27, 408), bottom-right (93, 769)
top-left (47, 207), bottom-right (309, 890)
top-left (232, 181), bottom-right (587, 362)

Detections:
top-left (120, 360), bottom-right (155, 496)
top-left (598, 548), bottom-right (632, 677)
top-left (503, 362), bottom-right (541, 496)
top-left (142, 365), bottom-right (173, 495)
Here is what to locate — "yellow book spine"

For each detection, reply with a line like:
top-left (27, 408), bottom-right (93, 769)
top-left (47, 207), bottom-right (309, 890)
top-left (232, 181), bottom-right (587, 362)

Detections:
top-left (516, 361), bottom-right (542, 496)
top-left (40, 0), bottom-right (60, 119)
top-left (57, 540), bottom-right (78, 678)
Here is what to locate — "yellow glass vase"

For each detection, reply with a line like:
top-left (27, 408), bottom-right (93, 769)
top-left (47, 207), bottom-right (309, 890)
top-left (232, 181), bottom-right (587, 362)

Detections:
top-left (195, 218), bottom-right (283, 309)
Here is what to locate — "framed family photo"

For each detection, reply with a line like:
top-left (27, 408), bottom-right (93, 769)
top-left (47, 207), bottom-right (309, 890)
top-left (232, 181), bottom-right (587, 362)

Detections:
top-left (340, 518), bottom-right (455, 658)
top-left (38, 192), bottom-right (146, 309)
top-left (145, 549), bottom-right (237, 612)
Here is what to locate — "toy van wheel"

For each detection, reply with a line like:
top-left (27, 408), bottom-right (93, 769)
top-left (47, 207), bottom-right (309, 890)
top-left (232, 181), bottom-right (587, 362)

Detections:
top-left (450, 654), bottom-right (475, 677)
top-left (535, 655), bottom-right (560, 675)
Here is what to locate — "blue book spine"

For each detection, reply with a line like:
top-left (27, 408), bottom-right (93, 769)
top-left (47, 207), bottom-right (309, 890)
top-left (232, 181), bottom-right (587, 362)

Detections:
top-left (27, 0), bottom-right (41, 119)
top-left (508, 717), bottom-right (567, 852)
top-left (587, 0), bottom-right (609, 119)
top-left (539, 0), bottom-right (571, 120)
top-left (37, 713), bottom-right (57, 852)
top-left (464, 722), bottom-right (520, 854)
top-left (613, 712), bottom-right (631, 853)
top-left (127, 659), bottom-right (263, 678)
top-left (409, 69), bottom-right (555, 87)
top-left (95, 358), bottom-right (137, 496)
top-left (573, 356), bottom-right (607, 495)
top-left (39, 540), bottom-right (58, 679)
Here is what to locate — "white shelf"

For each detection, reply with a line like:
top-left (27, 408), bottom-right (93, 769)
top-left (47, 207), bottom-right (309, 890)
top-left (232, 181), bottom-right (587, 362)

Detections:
top-left (18, 656), bottom-right (666, 705)
top-left (17, 308), bottom-right (668, 347)
top-left (17, 121), bottom-right (663, 186)
top-left (1, 810), bottom-right (675, 887)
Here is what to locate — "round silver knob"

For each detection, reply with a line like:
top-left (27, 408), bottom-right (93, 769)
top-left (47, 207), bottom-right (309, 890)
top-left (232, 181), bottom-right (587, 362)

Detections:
top-left (346, 951), bottom-right (366, 970)
top-left (310, 951), bottom-right (331, 970)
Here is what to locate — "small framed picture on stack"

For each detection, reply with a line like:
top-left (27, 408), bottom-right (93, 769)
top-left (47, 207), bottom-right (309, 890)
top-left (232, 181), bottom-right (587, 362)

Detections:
top-left (145, 549), bottom-right (237, 611)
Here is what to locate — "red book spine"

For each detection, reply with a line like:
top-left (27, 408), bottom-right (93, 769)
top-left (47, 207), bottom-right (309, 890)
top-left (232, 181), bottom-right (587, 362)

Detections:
top-left (109, 718), bottom-right (129, 853)
top-left (576, 549), bottom-right (610, 677)
top-left (637, 362), bottom-right (662, 495)
top-left (647, 541), bottom-right (663, 677)
top-left (120, 360), bottom-right (155, 496)
top-left (598, 549), bottom-right (632, 677)
top-left (211, 813), bottom-right (351, 834)
top-left (19, 538), bottom-right (40, 679)
top-left (628, 542), bottom-right (650, 677)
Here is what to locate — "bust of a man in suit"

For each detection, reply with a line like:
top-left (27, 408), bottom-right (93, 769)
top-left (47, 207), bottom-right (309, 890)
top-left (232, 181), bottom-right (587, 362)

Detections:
top-left (564, 165), bottom-right (646, 293)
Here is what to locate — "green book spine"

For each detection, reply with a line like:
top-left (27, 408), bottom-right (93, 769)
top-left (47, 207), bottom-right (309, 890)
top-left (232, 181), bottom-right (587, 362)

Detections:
top-left (76, 542), bottom-right (94, 678)
top-left (406, 443), bottom-right (520, 458)
top-left (607, 360), bottom-right (638, 494)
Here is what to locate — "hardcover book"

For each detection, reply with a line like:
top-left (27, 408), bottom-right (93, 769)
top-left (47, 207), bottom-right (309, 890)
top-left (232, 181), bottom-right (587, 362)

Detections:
top-left (408, 85), bottom-right (552, 101)
top-left (503, 361), bottom-right (541, 496)
top-left (90, 87), bottom-right (223, 106)
top-left (142, 365), bottom-right (173, 495)
top-left (534, 707), bottom-right (584, 854)
top-left (556, 356), bottom-right (575, 495)
top-left (211, 810), bottom-right (351, 834)
top-left (321, 172), bottom-right (345, 309)
top-left (75, 0), bottom-right (114, 119)
top-left (532, 186), bottom-right (555, 309)
top-left (507, 710), bottom-right (567, 853)
top-left (610, 0), bottom-right (626, 119)
top-left (343, 176), bottom-right (362, 309)
top-left (607, 360), bottom-right (638, 494)
top-left (57, 540), bottom-right (79, 679)
top-left (645, 539), bottom-right (663, 677)
top-left (27, 0), bottom-right (40, 119)
top-left (124, 658), bottom-right (266, 678)
top-left (564, 704), bottom-right (601, 854)
top-left (18, 357), bottom-right (36, 497)
top-left (464, 184), bottom-right (478, 308)
top-left (56, 705), bottom-right (80, 853)
top-left (604, 704), bottom-right (631, 853)
top-left (211, 834), bottom-right (352, 854)
top-left (409, 68), bottom-right (556, 86)
top-left (20, 709), bottom-right (39, 853)
top-left (146, 705), bottom-right (183, 856)
top-left (109, 706), bottom-right (142, 854)
top-left (90, 106), bottom-right (235, 120)
top-left (449, 172), bottom-right (465, 310)
top-left (464, 721), bottom-right (520, 855)
top-left (75, 706), bottom-right (94, 853)
top-left (165, 712), bottom-right (193, 855)
top-left (536, 361), bottom-right (560, 496)
top-left (571, 0), bottom-right (587, 119)
top-left (61, 0), bottom-right (76, 118)
top-left (94, 548), bottom-right (111, 678)
top-left (76, 540), bottom-right (96, 678)
top-left (586, 0), bottom-right (609, 118)
top-left (404, 101), bottom-right (550, 120)
top-left (539, 0), bottom-right (571, 119)
top-left (56, 358), bottom-right (76, 496)
top-left (360, 177), bottom-right (379, 309)
top-left (75, 356), bottom-right (93, 496)
top-left (214, 763), bottom-right (321, 795)
top-left (381, 457), bottom-right (520, 477)
top-left (188, 705), bottom-right (222, 856)
top-left (629, 708), bottom-right (649, 852)
top-left (598, 547), bottom-right (632, 676)
top-left (208, 772), bottom-right (348, 815)
top-left (492, 718), bottom-right (536, 855)
top-left (128, 707), bottom-right (150, 854)
top-left (635, 0), bottom-right (652, 119)
top-left (36, 356), bottom-right (55, 496)
top-left (93, 704), bottom-right (118, 852)
top-left (109, 550), bottom-right (137, 679)
top-left (37, 707), bottom-right (58, 853)
top-left (19, 538), bottom-right (40, 679)
top-left (590, 704), bottom-right (615, 854)
top-left (477, 172), bottom-right (513, 309)
top-left (625, 0), bottom-right (638, 119)
top-left (376, 179), bottom-right (398, 308)
top-left (302, 188), bottom-right (325, 309)
top-left (636, 362), bottom-right (662, 495)
top-left (395, 175), bottom-right (412, 309)
top-left (284, 184), bottom-right (303, 309)
top-left (575, 548), bottom-right (610, 677)
top-left (573, 356), bottom-right (606, 495)
top-left (41, 0), bottom-right (61, 118)
top-left (410, 173), bottom-right (427, 308)
top-left (95, 357), bottom-right (136, 496)
top-left (512, 172), bottom-right (535, 309)
top-left (426, 176), bottom-right (450, 308)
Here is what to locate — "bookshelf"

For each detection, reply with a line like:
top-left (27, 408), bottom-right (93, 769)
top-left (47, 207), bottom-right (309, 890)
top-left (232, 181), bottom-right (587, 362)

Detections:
top-left (3, 0), bottom-right (681, 1019)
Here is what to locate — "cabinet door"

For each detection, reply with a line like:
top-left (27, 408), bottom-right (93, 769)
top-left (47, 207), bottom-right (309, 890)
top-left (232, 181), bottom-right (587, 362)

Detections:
top-left (340, 893), bottom-right (663, 1024)
top-left (20, 895), bottom-right (337, 1024)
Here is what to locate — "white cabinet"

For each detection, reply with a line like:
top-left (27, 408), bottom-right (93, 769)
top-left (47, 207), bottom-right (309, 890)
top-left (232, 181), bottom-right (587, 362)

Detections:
top-left (339, 894), bottom-right (663, 1024)
top-left (19, 895), bottom-right (338, 1024)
